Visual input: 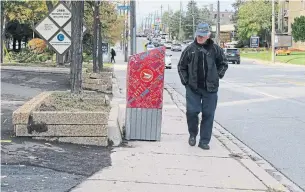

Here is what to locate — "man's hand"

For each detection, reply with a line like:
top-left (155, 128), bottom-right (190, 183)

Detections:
top-left (215, 45), bottom-right (228, 79)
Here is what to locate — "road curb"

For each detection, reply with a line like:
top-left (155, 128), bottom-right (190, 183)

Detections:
top-left (108, 74), bottom-right (125, 146)
top-left (241, 58), bottom-right (305, 67)
top-left (213, 122), bottom-right (304, 192)
top-left (1, 66), bottom-right (70, 74)
top-left (164, 83), bottom-right (303, 192)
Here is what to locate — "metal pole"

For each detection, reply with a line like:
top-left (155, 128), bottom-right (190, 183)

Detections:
top-left (160, 5), bottom-right (164, 33)
top-left (130, 0), bottom-right (134, 55)
top-left (167, 5), bottom-right (170, 39)
top-left (217, 0), bottom-right (220, 46)
top-left (123, 0), bottom-right (128, 62)
top-left (272, 0), bottom-right (275, 63)
top-left (133, 0), bottom-right (136, 54)
top-left (179, 1), bottom-right (182, 41)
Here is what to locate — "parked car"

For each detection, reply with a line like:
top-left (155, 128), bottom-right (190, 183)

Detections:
top-left (171, 43), bottom-right (182, 51)
top-left (164, 41), bottom-right (173, 49)
top-left (275, 47), bottom-right (291, 56)
top-left (223, 48), bottom-right (240, 64)
top-left (160, 38), bottom-right (166, 46)
top-left (165, 53), bottom-right (172, 69)
top-left (146, 44), bottom-right (155, 51)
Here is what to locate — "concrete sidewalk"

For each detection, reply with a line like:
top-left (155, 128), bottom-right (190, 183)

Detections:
top-left (71, 54), bottom-right (289, 192)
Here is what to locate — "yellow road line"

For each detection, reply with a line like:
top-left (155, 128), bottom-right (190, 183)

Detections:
top-left (0, 140), bottom-right (12, 143)
top-left (264, 77), bottom-right (305, 86)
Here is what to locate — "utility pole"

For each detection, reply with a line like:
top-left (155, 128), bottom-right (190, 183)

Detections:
top-left (191, 0), bottom-right (195, 39)
top-left (179, 1), bottom-right (182, 41)
top-left (216, 0), bottom-right (220, 46)
top-left (271, 0), bottom-right (275, 63)
top-left (124, 2), bottom-right (129, 62)
top-left (168, 5), bottom-right (170, 39)
top-left (130, 0), bottom-right (136, 55)
top-left (122, 0), bottom-right (126, 51)
top-left (161, 5), bottom-right (163, 32)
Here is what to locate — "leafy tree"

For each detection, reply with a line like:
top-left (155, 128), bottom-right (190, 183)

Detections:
top-left (291, 16), bottom-right (305, 42)
top-left (169, 11), bottom-right (183, 40)
top-left (199, 7), bottom-right (213, 26)
top-left (183, 0), bottom-right (200, 39)
top-left (100, 1), bottom-right (124, 45)
top-left (231, 0), bottom-right (246, 23)
top-left (237, 0), bottom-right (273, 41)
top-left (3, 1), bottom-right (48, 24)
top-left (84, 1), bottom-right (124, 45)
top-left (161, 11), bottom-right (172, 32)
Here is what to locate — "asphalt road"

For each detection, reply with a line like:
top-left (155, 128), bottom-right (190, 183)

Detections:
top-left (136, 38), bottom-right (305, 190)
top-left (1, 70), bottom-right (111, 192)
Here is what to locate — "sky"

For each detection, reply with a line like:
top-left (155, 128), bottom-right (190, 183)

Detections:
top-left (136, 0), bottom-right (235, 24)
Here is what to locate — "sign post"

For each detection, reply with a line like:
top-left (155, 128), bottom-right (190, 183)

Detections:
top-left (250, 36), bottom-right (260, 48)
top-left (34, 2), bottom-right (87, 55)
top-left (125, 47), bottom-right (166, 141)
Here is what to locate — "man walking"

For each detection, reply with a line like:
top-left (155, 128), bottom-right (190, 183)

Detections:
top-left (177, 23), bottom-right (228, 150)
top-left (110, 48), bottom-right (116, 63)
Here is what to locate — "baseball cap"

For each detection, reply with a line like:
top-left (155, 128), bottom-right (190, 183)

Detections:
top-left (195, 23), bottom-right (211, 37)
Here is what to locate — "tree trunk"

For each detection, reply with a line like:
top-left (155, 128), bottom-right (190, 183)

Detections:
top-left (18, 39), bottom-right (21, 51)
top-left (46, 1), bottom-right (54, 12)
top-left (0, 1), bottom-right (3, 63)
top-left (13, 38), bottom-right (16, 51)
top-left (98, 21), bottom-right (103, 71)
top-left (71, 1), bottom-right (84, 94)
top-left (92, 0), bottom-right (99, 73)
top-left (63, 0), bottom-right (71, 65)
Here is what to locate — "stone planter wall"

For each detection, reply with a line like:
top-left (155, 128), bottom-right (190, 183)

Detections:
top-left (82, 72), bottom-right (113, 94)
top-left (12, 91), bottom-right (111, 146)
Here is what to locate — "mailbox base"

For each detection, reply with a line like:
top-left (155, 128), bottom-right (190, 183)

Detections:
top-left (125, 108), bottom-right (162, 141)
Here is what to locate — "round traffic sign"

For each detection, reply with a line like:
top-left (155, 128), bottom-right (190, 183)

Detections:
top-left (57, 33), bottom-right (65, 41)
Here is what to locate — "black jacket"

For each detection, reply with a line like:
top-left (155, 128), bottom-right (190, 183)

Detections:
top-left (177, 39), bottom-right (228, 93)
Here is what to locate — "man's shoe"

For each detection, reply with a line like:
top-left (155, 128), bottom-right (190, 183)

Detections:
top-left (188, 136), bottom-right (196, 146)
top-left (198, 143), bottom-right (210, 150)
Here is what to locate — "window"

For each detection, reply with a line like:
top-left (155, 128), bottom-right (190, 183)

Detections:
top-left (226, 49), bottom-right (239, 53)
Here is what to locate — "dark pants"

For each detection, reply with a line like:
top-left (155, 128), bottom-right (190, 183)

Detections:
top-left (111, 56), bottom-right (115, 63)
top-left (185, 86), bottom-right (218, 144)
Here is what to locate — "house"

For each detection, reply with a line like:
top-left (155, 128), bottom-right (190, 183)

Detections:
top-left (282, 0), bottom-right (305, 50)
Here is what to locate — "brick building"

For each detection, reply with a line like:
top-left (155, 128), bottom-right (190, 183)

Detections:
top-left (281, 0), bottom-right (305, 50)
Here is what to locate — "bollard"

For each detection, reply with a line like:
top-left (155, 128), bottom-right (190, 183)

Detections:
top-left (125, 47), bottom-right (166, 141)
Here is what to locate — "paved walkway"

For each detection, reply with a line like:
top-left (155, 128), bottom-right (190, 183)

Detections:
top-left (71, 53), bottom-right (289, 192)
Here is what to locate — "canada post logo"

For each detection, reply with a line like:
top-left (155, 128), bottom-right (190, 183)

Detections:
top-left (140, 69), bottom-right (153, 82)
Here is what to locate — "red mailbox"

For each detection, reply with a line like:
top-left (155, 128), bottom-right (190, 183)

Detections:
top-left (125, 47), bottom-right (166, 141)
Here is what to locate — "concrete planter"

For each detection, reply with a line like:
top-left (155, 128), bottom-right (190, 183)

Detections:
top-left (82, 72), bottom-right (113, 94)
top-left (12, 91), bottom-right (111, 146)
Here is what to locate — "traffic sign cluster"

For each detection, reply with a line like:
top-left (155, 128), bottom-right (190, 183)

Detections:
top-left (34, 3), bottom-right (87, 55)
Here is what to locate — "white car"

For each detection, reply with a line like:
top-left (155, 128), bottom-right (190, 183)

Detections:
top-left (171, 43), bottom-right (182, 52)
top-left (164, 41), bottom-right (172, 49)
top-left (146, 44), bottom-right (155, 51)
top-left (165, 53), bottom-right (172, 69)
